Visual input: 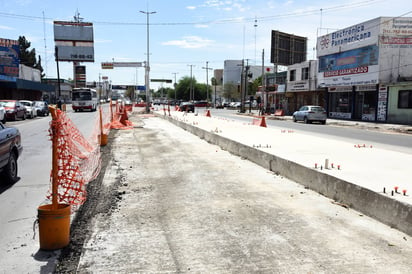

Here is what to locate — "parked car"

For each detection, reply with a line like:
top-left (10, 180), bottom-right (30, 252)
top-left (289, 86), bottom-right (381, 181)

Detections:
top-left (230, 102), bottom-right (241, 108)
top-left (0, 100), bottom-right (26, 121)
top-left (293, 105), bottom-right (327, 124)
top-left (0, 122), bottom-right (23, 183)
top-left (179, 102), bottom-right (195, 112)
top-left (0, 104), bottom-right (5, 123)
top-left (33, 101), bottom-right (49, 116)
top-left (194, 101), bottom-right (209, 107)
top-left (19, 100), bottom-right (37, 119)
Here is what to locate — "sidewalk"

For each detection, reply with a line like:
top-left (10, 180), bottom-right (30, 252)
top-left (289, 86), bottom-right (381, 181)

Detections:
top-left (153, 107), bottom-right (412, 236)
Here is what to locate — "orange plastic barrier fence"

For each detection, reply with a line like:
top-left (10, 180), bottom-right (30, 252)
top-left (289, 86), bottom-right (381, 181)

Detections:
top-left (47, 107), bottom-right (101, 206)
top-left (109, 100), bottom-right (134, 130)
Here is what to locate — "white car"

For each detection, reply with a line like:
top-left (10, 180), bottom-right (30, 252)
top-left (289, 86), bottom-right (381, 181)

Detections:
top-left (293, 105), bottom-right (327, 124)
top-left (0, 104), bottom-right (5, 123)
top-left (19, 100), bottom-right (37, 119)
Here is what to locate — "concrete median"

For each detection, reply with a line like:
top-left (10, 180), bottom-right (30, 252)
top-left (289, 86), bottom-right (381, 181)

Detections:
top-left (161, 113), bottom-right (412, 237)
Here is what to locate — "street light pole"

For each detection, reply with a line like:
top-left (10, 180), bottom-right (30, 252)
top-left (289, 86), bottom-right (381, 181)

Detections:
top-left (140, 9), bottom-right (156, 113)
top-left (172, 72), bottom-right (179, 101)
top-left (188, 64), bottom-right (195, 101)
top-left (202, 61), bottom-right (213, 107)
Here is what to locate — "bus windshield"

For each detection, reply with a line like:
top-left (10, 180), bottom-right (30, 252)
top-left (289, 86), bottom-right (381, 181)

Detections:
top-left (73, 91), bottom-right (92, 101)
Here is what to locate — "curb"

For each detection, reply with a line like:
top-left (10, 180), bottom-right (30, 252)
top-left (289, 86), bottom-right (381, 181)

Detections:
top-left (159, 113), bottom-right (412, 237)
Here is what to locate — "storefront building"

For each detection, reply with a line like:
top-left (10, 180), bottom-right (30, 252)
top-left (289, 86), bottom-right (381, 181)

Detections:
top-left (286, 60), bottom-right (326, 115)
top-left (256, 72), bottom-right (287, 114)
top-left (317, 17), bottom-right (412, 124)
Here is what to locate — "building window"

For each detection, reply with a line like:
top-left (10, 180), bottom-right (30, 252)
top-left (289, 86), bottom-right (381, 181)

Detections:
top-left (289, 70), bottom-right (296, 81)
top-left (301, 67), bottom-right (309, 80)
top-left (398, 90), bottom-right (412, 108)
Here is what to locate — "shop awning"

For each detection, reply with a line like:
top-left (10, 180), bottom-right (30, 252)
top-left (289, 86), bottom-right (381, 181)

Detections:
top-left (0, 78), bottom-right (54, 92)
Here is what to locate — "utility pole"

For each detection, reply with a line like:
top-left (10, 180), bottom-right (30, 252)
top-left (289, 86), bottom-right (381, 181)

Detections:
top-left (202, 61), bottom-right (213, 106)
top-left (172, 72), bottom-right (179, 101)
top-left (140, 9), bottom-right (156, 113)
top-left (188, 64), bottom-right (195, 101)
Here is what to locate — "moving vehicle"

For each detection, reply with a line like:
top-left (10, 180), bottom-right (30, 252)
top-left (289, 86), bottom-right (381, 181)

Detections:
top-left (179, 102), bottom-right (195, 112)
top-left (19, 100), bottom-right (37, 119)
top-left (293, 105), bottom-right (327, 124)
top-left (194, 101), bottom-right (209, 107)
top-left (0, 122), bottom-right (23, 183)
top-left (72, 88), bottom-right (98, 112)
top-left (34, 101), bottom-right (49, 116)
top-left (0, 100), bottom-right (26, 121)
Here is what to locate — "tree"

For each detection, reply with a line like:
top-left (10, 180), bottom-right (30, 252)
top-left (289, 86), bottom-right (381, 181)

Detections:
top-left (249, 76), bottom-right (262, 95)
top-left (18, 36), bottom-right (44, 78)
top-left (223, 82), bottom-right (239, 101)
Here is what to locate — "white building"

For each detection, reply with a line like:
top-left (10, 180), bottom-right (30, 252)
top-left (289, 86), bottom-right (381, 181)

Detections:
top-left (317, 17), bottom-right (412, 123)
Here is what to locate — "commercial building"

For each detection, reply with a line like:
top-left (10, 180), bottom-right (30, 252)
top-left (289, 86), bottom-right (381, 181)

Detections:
top-left (316, 17), bottom-right (412, 124)
top-left (285, 60), bottom-right (326, 115)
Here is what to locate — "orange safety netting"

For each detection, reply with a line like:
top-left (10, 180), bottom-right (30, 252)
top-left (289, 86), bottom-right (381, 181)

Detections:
top-left (47, 108), bottom-right (101, 206)
top-left (109, 101), bottom-right (134, 130)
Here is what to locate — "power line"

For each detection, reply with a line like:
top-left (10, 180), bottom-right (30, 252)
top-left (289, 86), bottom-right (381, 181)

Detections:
top-left (0, 1), bottom-right (410, 27)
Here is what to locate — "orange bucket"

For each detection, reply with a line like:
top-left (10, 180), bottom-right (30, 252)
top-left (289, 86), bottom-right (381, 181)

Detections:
top-left (37, 204), bottom-right (71, 250)
top-left (100, 133), bottom-right (108, 146)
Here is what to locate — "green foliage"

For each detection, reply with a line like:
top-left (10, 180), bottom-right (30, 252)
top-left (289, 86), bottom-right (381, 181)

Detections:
top-left (250, 76), bottom-right (262, 94)
top-left (223, 82), bottom-right (240, 100)
top-left (18, 36), bottom-right (44, 77)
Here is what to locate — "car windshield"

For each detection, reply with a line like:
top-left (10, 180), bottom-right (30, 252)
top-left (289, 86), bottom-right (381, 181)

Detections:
top-left (2, 101), bottom-right (15, 107)
top-left (20, 101), bottom-right (32, 106)
top-left (34, 102), bottom-right (44, 107)
top-left (311, 106), bottom-right (325, 112)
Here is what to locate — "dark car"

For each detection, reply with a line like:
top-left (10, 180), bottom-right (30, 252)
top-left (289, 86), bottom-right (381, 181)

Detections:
top-left (0, 100), bottom-right (26, 121)
top-left (33, 101), bottom-right (49, 116)
top-left (0, 122), bottom-right (23, 183)
top-left (194, 101), bottom-right (209, 107)
top-left (179, 102), bottom-right (195, 112)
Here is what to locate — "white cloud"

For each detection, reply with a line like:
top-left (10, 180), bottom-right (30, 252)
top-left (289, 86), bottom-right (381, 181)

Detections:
top-left (195, 24), bottom-right (209, 28)
top-left (162, 36), bottom-right (214, 49)
top-left (0, 25), bottom-right (13, 30)
top-left (186, 6), bottom-right (196, 10)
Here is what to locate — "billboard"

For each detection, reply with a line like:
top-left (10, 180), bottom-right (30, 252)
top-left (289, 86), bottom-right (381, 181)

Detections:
top-left (270, 31), bottom-right (307, 66)
top-left (54, 21), bottom-right (94, 62)
top-left (318, 45), bottom-right (379, 86)
top-left (0, 38), bottom-right (19, 77)
top-left (317, 17), bottom-right (380, 57)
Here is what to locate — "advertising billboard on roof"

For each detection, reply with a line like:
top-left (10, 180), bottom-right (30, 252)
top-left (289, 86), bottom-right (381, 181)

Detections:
top-left (317, 17), bottom-right (380, 57)
top-left (270, 31), bottom-right (307, 66)
top-left (0, 38), bottom-right (19, 78)
top-left (54, 21), bottom-right (94, 62)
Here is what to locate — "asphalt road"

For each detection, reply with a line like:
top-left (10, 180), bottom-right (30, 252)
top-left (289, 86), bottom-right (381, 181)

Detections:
top-left (0, 107), bottom-right (101, 274)
top-left (207, 108), bottom-right (412, 153)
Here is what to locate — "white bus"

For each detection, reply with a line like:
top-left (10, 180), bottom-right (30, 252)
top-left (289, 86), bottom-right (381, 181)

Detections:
top-left (71, 88), bottom-right (98, 112)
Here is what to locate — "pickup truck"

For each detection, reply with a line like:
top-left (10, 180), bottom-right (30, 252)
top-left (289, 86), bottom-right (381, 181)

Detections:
top-left (0, 122), bottom-right (23, 183)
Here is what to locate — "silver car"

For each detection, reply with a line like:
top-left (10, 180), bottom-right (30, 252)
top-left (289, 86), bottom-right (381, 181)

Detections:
top-left (0, 104), bottom-right (5, 123)
top-left (19, 100), bottom-right (37, 119)
top-left (293, 105), bottom-right (327, 124)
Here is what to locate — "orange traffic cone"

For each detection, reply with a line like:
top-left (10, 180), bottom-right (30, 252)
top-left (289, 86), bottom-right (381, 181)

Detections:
top-left (205, 109), bottom-right (211, 117)
top-left (259, 116), bottom-right (267, 127)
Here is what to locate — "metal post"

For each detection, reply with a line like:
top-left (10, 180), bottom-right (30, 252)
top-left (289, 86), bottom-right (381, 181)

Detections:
top-left (202, 61), bottom-right (213, 107)
top-left (172, 72), bottom-right (178, 101)
top-left (140, 9), bottom-right (156, 113)
top-left (55, 46), bottom-right (61, 104)
top-left (188, 64), bottom-right (194, 101)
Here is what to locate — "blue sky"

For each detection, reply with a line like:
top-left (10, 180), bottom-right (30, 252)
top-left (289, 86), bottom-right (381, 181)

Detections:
top-left (1, 0), bottom-right (411, 90)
